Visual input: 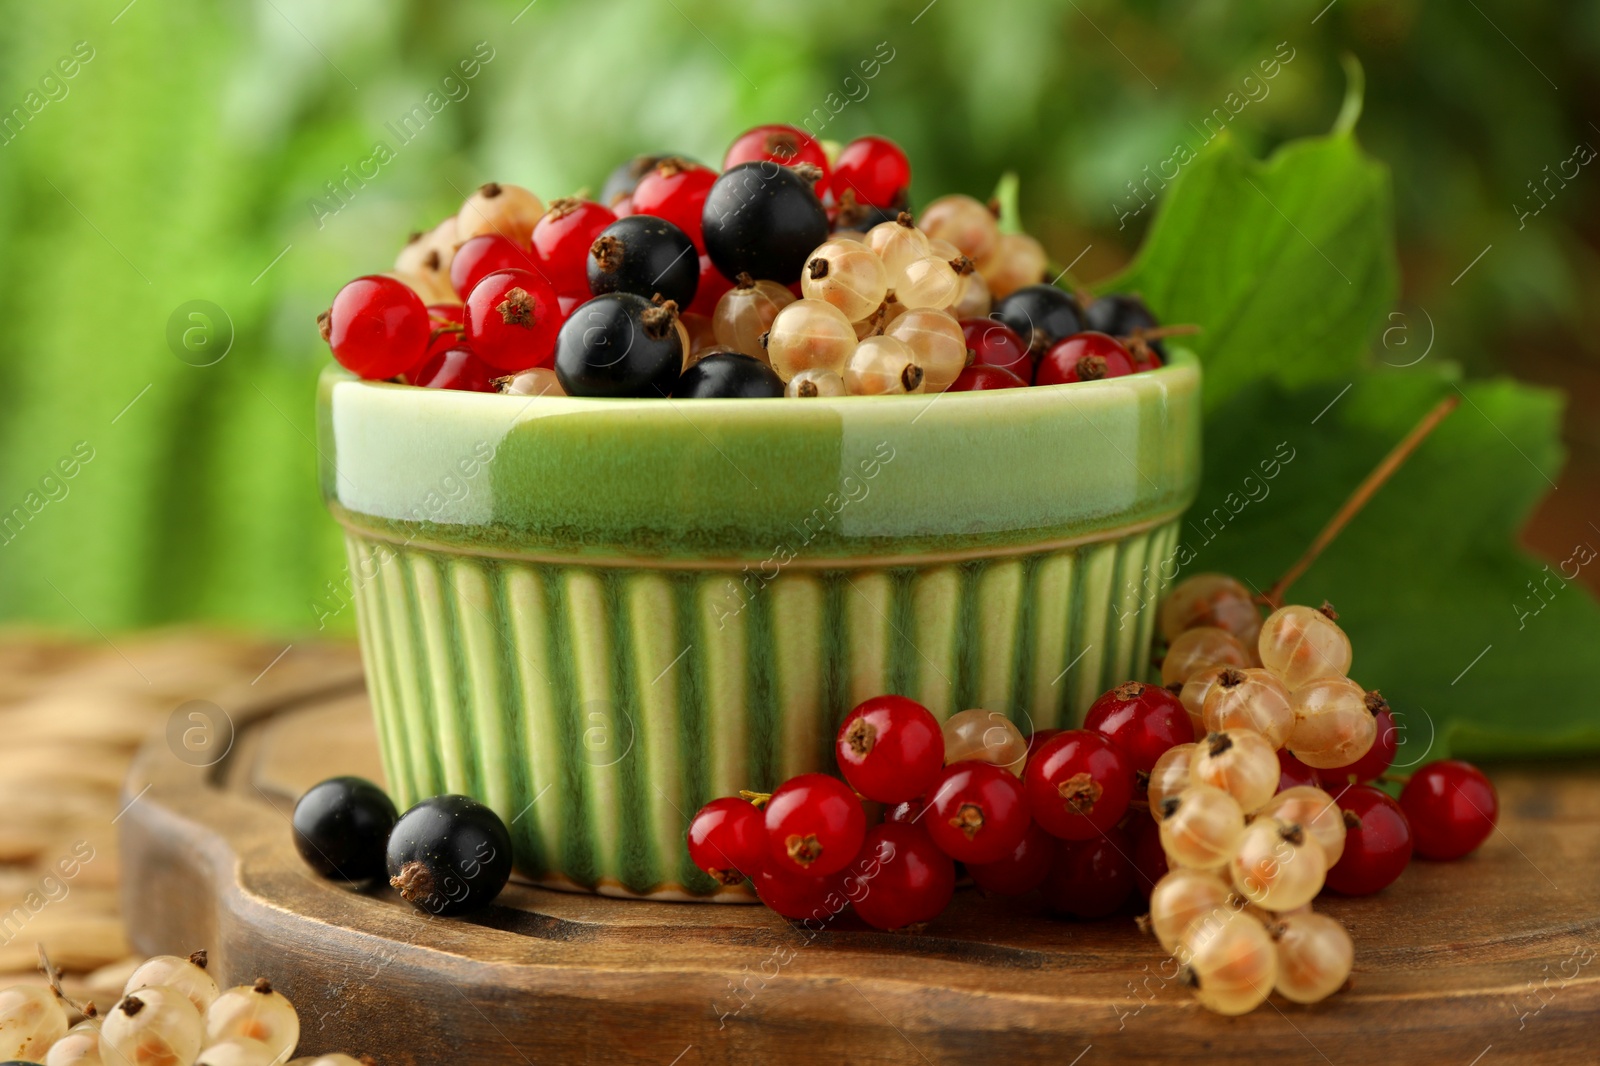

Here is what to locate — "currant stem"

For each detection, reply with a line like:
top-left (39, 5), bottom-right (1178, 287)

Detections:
top-left (738, 789), bottom-right (772, 808)
top-left (1261, 394), bottom-right (1460, 610)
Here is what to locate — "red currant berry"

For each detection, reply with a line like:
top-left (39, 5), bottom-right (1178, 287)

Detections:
top-left (828, 136), bottom-right (911, 209)
top-left (450, 234), bottom-right (543, 299)
top-left (1276, 748), bottom-right (1324, 791)
top-left (320, 275), bottom-right (430, 380)
top-left (532, 198), bottom-right (617, 298)
top-left (725, 124), bottom-right (830, 195)
top-left (419, 303), bottom-right (466, 363)
top-left (410, 347), bottom-right (497, 392)
top-left (1024, 729), bottom-right (1134, 841)
top-left (948, 364), bottom-right (1028, 391)
top-left (848, 822), bottom-right (956, 930)
top-left (1044, 826), bottom-right (1135, 919)
top-left (885, 797), bottom-right (926, 825)
top-left (924, 760), bottom-right (1030, 864)
top-left (1399, 760), bottom-right (1497, 860)
top-left (967, 819), bottom-right (1054, 896)
top-left (688, 253), bottom-right (736, 317)
top-left (1083, 680), bottom-right (1195, 775)
top-left (1024, 729), bottom-right (1061, 768)
top-left (835, 695), bottom-right (945, 804)
top-left (1321, 698), bottom-right (1399, 783)
top-left (1035, 331), bottom-right (1136, 386)
top-left (959, 318), bottom-right (1031, 378)
top-left (1127, 813), bottom-right (1168, 897)
top-left (764, 773), bottom-right (866, 878)
top-left (463, 268), bottom-right (562, 372)
top-left (632, 158), bottom-right (718, 248)
top-left (1324, 784), bottom-right (1413, 895)
top-left (687, 796), bottom-right (768, 885)
top-left (754, 866), bottom-right (848, 921)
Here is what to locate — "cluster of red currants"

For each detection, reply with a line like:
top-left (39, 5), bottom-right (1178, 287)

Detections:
top-left (686, 570), bottom-right (1500, 1017)
top-left (316, 124), bottom-right (1174, 400)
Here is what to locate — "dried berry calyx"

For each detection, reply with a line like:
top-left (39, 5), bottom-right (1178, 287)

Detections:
top-left (950, 803), bottom-right (985, 840)
top-left (189, 950), bottom-right (208, 969)
top-left (1319, 600), bottom-right (1340, 620)
top-left (478, 181), bottom-right (503, 198)
top-left (119, 995), bottom-right (146, 1016)
top-left (1207, 732), bottom-right (1234, 757)
top-left (1365, 690), bottom-right (1390, 716)
top-left (1058, 771), bottom-right (1105, 814)
top-left (590, 234), bottom-right (624, 273)
top-left (1112, 680), bottom-right (1148, 701)
top-left (845, 717), bottom-right (876, 756)
top-left (252, 978), bottom-right (273, 994)
top-left (1074, 354), bottom-right (1108, 381)
top-left (390, 860), bottom-right (435, 903)
top-left (496, 287), bottom-right (537, 326)
top-left (640, 299), bottom-right (679, 341)
top-left (1217, 668), bottom-right (1247, 688)
top-left (786, 832), bottom-right (823, 866)
top-left (1279, 822), bottom-right (1306, 846)
top-left (808, 257), bottom-right (831, 280)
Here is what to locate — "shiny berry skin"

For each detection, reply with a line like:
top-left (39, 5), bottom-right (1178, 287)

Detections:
top-left (1084, 292), bottom-right (1165, 361)
top-left (724, 124), bottom-right (830, 195)
top-left (948, 364), bottom-right (1027, 391)
top-left (702, 162), bottom-right (830, 285)
top-left (320, 275), bottom-right (431, 380)
top-left (554, 293), bottom-right (683, 398)
top-left (967, 819), bottom-right (1055, 896)
top-left (1399, 760), bottom-right (1498, 860)
top-left (763, 772), bottom-right (867, 878)
top-left (1277, 748), bottom-right (1324, 791)
top-left (1025, 729), bottom-right (1135, 841)
top-left (1128, 813), bottom-right (1169, 897)
top-left (1044, 827), bottom-right (1135, 919)
top-left (688, 253), bottom-right (736, 317)
top-left (829, 135), bottom-right (911, 210)
top-left (292, 776), bottom-right (398, 882)
top-left (672, 351), bottom-right (785, 398)
top-left (463, 268), bottom-right (562, 371)
top-left (1036, 332), bottom-right (1136, 386)
top-left (1082, 680), bottom-right (1195, 775)
top-left (450, 233), bottom-right (542, 299)
top-left (410, 346), bottom-right (498, 392)
top-left (959, 318), bottom-right (1031, 378)
top-left (386, 794), bottom-right (513, 915)
top-left (834, 695), bottom-right (945, 804)
top-left (991, 284), bottom-right (1083, 356)
top-left (587, 215), bottom-right (699, 308)
top-left (687, 797), bottom-right (767, 884)
top-left (924, 760), bottom-right (1030, 864)
top-left (1324, 784), bottom-right (1413, 895)
top-left (532, 198), bottom-right (617, 297)
top-left (754, 866), bottom-right (848, 922)
top-left (848, 822), bottom-right (956, 930)
top-left (600, 153), bottom-right (672, 208)
top-left (420, 302), bottom-right (466, 362)
top-left (885, 797), bottom-right (926, 824)
top-left (1024, 728), bottom-right (1062, 767)
top-left (631, 158), bottom-right (719, 247)
top-left (1321, 701), bottom-right (1398, 783)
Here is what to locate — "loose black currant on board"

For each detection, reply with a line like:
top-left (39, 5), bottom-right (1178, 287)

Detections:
top-left (599, 152), bottom-right (673, 207)
top-left (991, 284), bottom-right (1084, 356)
top-left (292, 776), bottom-right (398, 883)
top-left (555, 292), bottom-right (684, 398)
top-left (587, 214), bottom-right (699, 308)
top-left (701, 161), bottom-right (830, 285)
top-left (1085, 292), bottom-right (1165, 359)
top-left (673, 351), bottom-right (785, 398)
top-left (386, 794), bottom-right (513, 916)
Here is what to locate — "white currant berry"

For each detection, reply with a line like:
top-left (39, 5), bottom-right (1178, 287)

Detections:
top-left (456, 181), bottom-right (544, 245)
top-left (286, 1056), bottom-right (369, 1066)
top-left (102, 986), bottom-right (203, 1066)
top-left (1146, 741), bottom-right (1197, 815)
top-left (1228, 817), bottom-right (1328, 911)
top-left (843, 335), bottom-right (924, 395)
top-left (1258, 603), bottom-right (1353, 689)
top-left (1147, 867), bottom-right (1234, 953)
top-left (498, 367), bottom-right (564, 397)
top-left (1188, 729), bottom-right (1278, 813)
top-left (784, 368), bottom-right (848, 398)
top-left (949, 268), bottom-right (992, 319)
top-left (1158, 784), bottom-right (1246, 870)
top-left (1202, 668), bottom-right (1293, 749)
top-left (204, 980), bottom-right (299, 1066)
top-left (1177, 909), bottom-right (1277, 1015)
top-left (714, 275), bottom-right (795, 359)
top-left (801, 239), bottom-right (888, 323)
top-left (0, 984), bottom-right (69, 1061)
top-left (1258, 785), bottom-right (1347, 866)
top-left (1159, 573), bottom-right (1264, 648)
top-left (384, 269), bottom-right (455, 307)
top-left (976, 232), bottom-right (1047, 301)
top-left (941, 708), bottom-right (1028, 776)
top-left (885, 307), bottom-right (967, 392)
top-left (394, 216), bottom-right (459, 294)
top-left (1272, 911), bottom-right (1354, 1004)
top-left (894, 255), bottom-right (963, 310)
top-left (918, 194), bottom-right (1000, 263)
top-left (125, 951), bottom-right (219, 1017)
top-left (765, 298), bottom-right (857, 381)
top-left (1287, 677), bottom-right (1378, 769)
top-left (197, 1037), bottom-right (280, 1066)
top-left (45, 1017), bottom-right (103, 1066)
top-left (1178, 665), bottom-right (1226, 738)
top-left (866, 214), bottom-right (931, 285)
top-left (1161, 626), bottom-right (1251, 687)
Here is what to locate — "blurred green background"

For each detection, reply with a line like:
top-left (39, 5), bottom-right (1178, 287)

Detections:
top-left (1, 0), bottom-right (1596, 634)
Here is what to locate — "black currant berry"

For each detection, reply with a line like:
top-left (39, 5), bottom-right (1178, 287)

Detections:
top-left (991, 284), bottom-right (1084, 356)
top-left (555, 292), bottom-right (683, 398)
top-left (386, 794), bottom-right (513, 916)
top-left (1085, 293), bottom-right (1165, 358)
top-left (599, 153), bottom-right (673, 207)
top-left (701, 161), bottom-right (829, 285)
top-left (587, 215), bottom-right (699, 308)
top-left (673, 351), bottom-right (785, 398)
top-left (292, 776), bottom-right (398, 883)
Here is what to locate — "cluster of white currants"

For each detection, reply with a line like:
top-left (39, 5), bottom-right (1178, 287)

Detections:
top-left (0, 951), bottom-right (367, 1066)
top-left (712, 197), bottom-right (1045, 396)
top-left (1142, 576), bottom-right (1374, 1015)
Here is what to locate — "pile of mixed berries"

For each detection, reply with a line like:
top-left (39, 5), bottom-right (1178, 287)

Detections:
top-left (687, 571), bottom-right (1500, 1016)
top-left (317, 125), bottom-right (1175, 399)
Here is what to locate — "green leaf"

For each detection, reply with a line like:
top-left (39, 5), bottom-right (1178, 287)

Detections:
top-left (1107, 132), bottom-right (1398, 410)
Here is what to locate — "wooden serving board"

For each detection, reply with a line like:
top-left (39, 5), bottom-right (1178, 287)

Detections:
top-left (119, 668), bottom-right (1600, 1065)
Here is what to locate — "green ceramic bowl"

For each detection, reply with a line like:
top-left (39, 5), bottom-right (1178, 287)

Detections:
top-left (316, 352), bottom-right (1201, 899)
